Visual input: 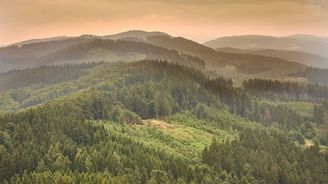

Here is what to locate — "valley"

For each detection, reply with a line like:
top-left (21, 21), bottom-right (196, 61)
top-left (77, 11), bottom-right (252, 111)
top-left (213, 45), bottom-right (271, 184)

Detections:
top-left (2, 0), bottom-right (328, 182)
top-left (2, 31), bottom-right (327, 85)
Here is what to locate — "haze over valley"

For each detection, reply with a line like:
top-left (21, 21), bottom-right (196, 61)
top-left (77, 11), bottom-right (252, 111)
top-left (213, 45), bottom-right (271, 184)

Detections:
top-left (1, 31), bottom-right (327, 84)
top-left (1, 0), bottom-right (328, 183)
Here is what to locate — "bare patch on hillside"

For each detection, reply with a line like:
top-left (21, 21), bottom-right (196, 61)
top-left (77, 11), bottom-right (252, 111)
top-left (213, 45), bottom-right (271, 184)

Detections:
top-left (142, 119), bottom-right (174, 129)
top-left (305, 139), bottom-right (314, 147)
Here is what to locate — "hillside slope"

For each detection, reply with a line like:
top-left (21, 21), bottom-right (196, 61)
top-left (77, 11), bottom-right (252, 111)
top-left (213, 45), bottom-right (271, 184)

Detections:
top-left (0, 31), bottom-right (169, 73)
top-left (0, 37), bottom-right (94, 72)
top-left (146, 35), bottom-right (306, 79)
top-left (39, 39), bottom-right (205, 69)
top-left (1, 61), bottom-right (328, 183)
top-left (205, 35), bottom-right (328, 57)
top-left (216, 48), bottom-right (328, 68)
top-left (1, 31), bottom-right (323, 84)
top-left (102, 30), bottom-right (170, 40)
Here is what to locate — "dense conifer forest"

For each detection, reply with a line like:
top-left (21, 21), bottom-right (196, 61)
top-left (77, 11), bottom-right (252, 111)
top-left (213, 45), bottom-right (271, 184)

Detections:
top-left (2, 0), bottom-right (328, 182)
top-left (0, 60), bottom-right (327, 183)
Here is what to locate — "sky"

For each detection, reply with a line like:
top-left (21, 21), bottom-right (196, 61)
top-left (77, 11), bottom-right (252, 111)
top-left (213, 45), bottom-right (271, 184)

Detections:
top-left (1, 0), bottom-right (328, 45)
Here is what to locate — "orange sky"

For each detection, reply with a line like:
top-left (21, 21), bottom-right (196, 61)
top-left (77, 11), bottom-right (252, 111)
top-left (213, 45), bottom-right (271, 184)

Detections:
top-left (1, 0), bottom-right (328, 45)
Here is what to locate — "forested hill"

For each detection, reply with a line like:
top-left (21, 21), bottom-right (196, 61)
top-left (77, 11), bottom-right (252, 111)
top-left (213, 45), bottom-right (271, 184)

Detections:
top-left (39, 39), bottom-right (205, 69)
top-left (291, 68), bottom-right (328, 86)
top-left (0, 31), bottom-right (170, 72)
top-left (2, 30), bottom-right (323, 85)
top-left (0, 37), bottom-right (205, 73)
top-left (0, 63), bottom-right (100, 93)
top-left (0, 37), bottom-right (94, 72)
top-left (146, 35), bottom-right (306, 74)
top-left (2, 31), bottom-right (328, 87)
top-left (215, 48), bottom-right (328, 69)
top-left (0, 60), bottom-right (328, 183)
top-left (204, 35), bottom-right (328, 57)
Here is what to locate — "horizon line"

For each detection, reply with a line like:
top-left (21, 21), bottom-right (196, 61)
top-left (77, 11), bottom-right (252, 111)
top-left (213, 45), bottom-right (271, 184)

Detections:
top-left (2, 30), bottom-right (328, 46)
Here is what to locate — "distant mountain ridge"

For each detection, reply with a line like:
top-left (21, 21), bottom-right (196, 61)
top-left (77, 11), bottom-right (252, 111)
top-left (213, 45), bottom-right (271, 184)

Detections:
top-left (1, 30), bottom-right (327, 85)
top-left (0, 31), bottom-right (171, 72)
top-left (102, 30), bottom-right (171, 41)
top-left (288, 34), bottom-right (328, 42)
top-left (204, 35), bottom-right (328, 57)
top-left (39, 39), bottom-right (205, 69)
top-left (216, 47), bottom-right (328, 69)
top-left (11, 36), bottom-right (71, 47)
top-left (0, 37), bottom-right (95, 72)
top-left (146, 35), bottom-right (305, 75)
top-left (9, 30), bottom-right (170, 47)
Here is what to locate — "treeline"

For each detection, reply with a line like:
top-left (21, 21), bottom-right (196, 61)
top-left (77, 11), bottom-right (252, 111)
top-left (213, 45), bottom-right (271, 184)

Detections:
top-left (292, 67), bottom-right (328, 86)
top-left (92, 61), bottom-right (308, 130)
top-left (107, 61), bottom-right (225, 119)
top-left (44, 39), bottom-right (205, 69)
top-left (199, 75), bottom-right (304, 130)
top-left (0, 86), bottom-right (326, 183)
top-left (0, 92), bottom-right (194, 183)
top-left (104, 61), bottom-right (307, 130)
top-left (243, 78), bottom-right (328, 100)
top-left (203, 128), bottom-right (328, 184)
top-left (314, 100), bottom-right (328, 124)
top-left (1, 60), bottom-right (328, 183)
top-left (0, 60), bottom-right (310, 130)
top-left (315, 101), bottom-right (328, 146)
top-left (0, 63), bottom-right (100, 93)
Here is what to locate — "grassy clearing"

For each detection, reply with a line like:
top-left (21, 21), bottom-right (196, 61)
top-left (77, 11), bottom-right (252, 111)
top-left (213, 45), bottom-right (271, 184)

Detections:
top-left (100, 112), bottom-right (238, 162)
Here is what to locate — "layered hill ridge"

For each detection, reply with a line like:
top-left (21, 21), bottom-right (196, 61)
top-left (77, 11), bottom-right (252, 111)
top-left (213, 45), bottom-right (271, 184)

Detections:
top-left (204, 35), bottom-right (328, 57)
top-left (146, 35), bottom-right (305, 75)
top-left (39, 39), bottom-right (205, 69)
top-left (11, 36), bottom-right (71, 47)
top-left (102, 30), bottom-right (171, 40)
top-left (0, 30), bottom-right (326, 84)
top-left (0, 31), bottom-right (171, 72)
top-left (0, 37), bottom-right (94, 72)
top-left (10, 30), bottom-right (170, 47)
top-left (216, 48), bottom-right (328, 69)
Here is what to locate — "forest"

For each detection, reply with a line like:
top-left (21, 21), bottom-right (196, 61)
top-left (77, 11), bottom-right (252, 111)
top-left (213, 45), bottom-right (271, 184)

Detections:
top-left (0, 60), bottom-right (328, 184)
top-left (2, 0), bottom-right (328, 182)
top-left (0, 60), bottom-right (327, 183)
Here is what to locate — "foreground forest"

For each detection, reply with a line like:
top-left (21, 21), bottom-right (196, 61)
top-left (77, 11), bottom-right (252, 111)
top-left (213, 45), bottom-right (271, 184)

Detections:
top-left (0, 60), bottom-right (328, 183)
